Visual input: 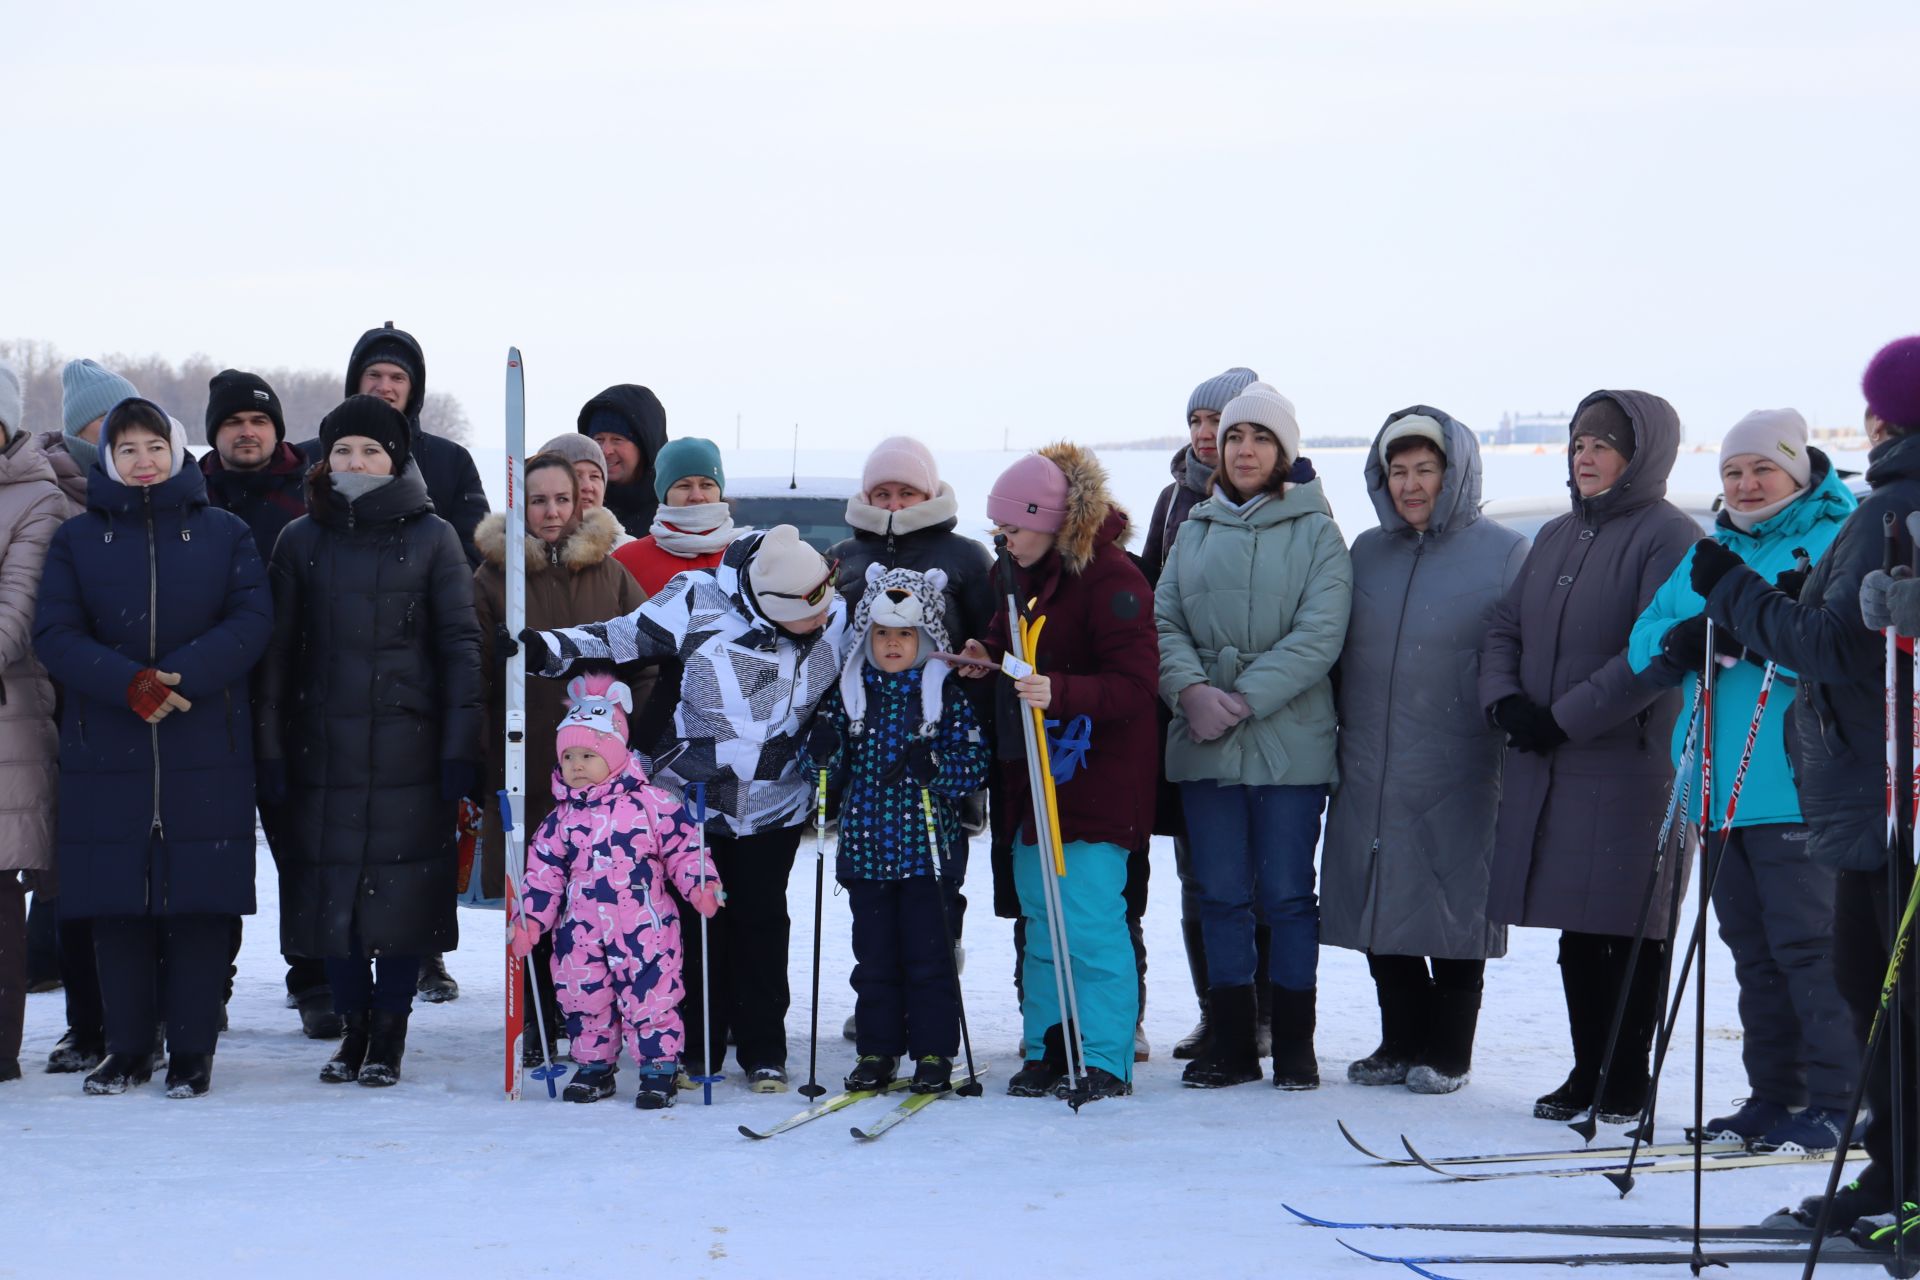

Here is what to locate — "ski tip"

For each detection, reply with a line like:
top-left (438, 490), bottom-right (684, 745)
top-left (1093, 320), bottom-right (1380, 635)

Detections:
top-left (737, 1125), bottom-right (768, 1140)
top-left (1401, 1262), bottom-right (1465, 1280)
top-left (1282, 1204), bottom-right (1356, 1230)
top-left (850, 1125), bottom-right (873, 1141)
top-left (1337, 1118), bottom-right (1385, 1161)
top-left (1335, 1238), bottom-right (1398, 1263)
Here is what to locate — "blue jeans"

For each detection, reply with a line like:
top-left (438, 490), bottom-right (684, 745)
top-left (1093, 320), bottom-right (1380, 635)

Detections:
top-left (1180, 780), bottom-right (1325, 991)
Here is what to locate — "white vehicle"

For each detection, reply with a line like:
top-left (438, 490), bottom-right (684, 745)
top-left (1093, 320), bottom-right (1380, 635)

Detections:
top-left (725, 475), bottom-right (858, 552)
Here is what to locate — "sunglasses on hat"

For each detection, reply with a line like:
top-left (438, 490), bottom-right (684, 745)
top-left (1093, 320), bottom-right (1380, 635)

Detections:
top-left (761, 558), bottom-right (839, 609)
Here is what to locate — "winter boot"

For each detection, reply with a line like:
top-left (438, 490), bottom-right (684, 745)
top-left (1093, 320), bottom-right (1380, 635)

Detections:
top-left (1183, 985), bottom-right (1262, 1089)
top-left (1269, 986), bottom-right (1319, 1090)
top-left (1851, 1203), bottom-right (1920, 1253)
top-left (1781, 1177), bottom-right (1893, 1234)
top-left (293, 986), bottom-right (344, 1040)
top-left (1534, 939), bottom-right (1608, 1120)
top-left (1751, 1104), bottom-right (1856, 1155)
top-left (910, 1055), bottom-right (954, 1094)
top-left (415, 953), bottom-right (459, 1003)
top-left (1348, 969), bottom-right (1428, 1086)
top-left (1406, 985), bottom-right (1481, 1095)
top-left (320, 1012), bottom-right (371, 1083)
top-left (745, 1065), bottom-right (788, 1094)
top-left (356, 1009), bottom-right (409, 1087)
top-left (82, 1052), bottom-right (154, 1095)
top-left (1008, 1022), bottom-right (1071, 1098)
top-left (45, 1026), bottom-right (103, 1074)
top-left (1055, 1065), bottom-right (1132, 1103)
top-left (563, 1062), bottom-right (617, 1103)
top-left (1172, 920), bottom-right (1211, 1060)
top-left (1688, 1097), bottom-right (1791, 1145)
top-left (634, 1065), bottom-right (678, 1109)
top-left (0, 1059), bottom-right (19, 1083)
top-left (164, 1053), bottom-right (213, 1099)
top-left (845, 1055), bottom-right (898, 1092)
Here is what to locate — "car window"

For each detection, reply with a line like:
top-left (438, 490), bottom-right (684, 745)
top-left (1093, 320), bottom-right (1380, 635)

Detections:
top-left (728, 495), bottom-right (852, 552)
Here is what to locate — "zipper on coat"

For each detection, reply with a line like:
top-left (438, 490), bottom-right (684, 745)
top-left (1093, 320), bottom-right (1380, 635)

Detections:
top-left (145, 491), bottom-right (164, 839)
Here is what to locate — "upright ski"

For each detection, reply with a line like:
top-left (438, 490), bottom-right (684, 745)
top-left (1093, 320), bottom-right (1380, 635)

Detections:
top-left (502, 348), bottom-right (528, 1101)
top-left (737, 1078), bottom-right (913, 1140)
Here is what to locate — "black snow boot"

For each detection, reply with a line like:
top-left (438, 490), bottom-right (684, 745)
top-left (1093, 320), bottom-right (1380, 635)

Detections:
top-left (1594, 939), bottom-right (1665, 1124)
top-left (320, 1012), bottom-right (371, 1083)
top-left (1008, 1022), bottom-right (1071, 1097)
top-left (1055, 1065), bottom-right (1132, 1104)
top-left (1182, 985), bottom-right (1262, 1089)
top-left (82, 1052), bottom-right (154, 1095)
top-left (845, 1054), bottom-right (898, 1092)
top-left (1406, 986), bottom-right (1482, 1095)
top-left (293, 986), bottom-right (344, 1040)
top-left (910, 1055), bottom-right (953, 1095)
top-left (44, 1026), bottom-right (103, 1074)
top-left (356, 1010), bottom-right (409, 1087)
top-left (0, 1058), bottom-right (20, 1083)
top-left (1348, 968), bottom-right (1429, 1086)
top-left (1534, 937), bottom-right (1608, 1120)
top-left (415, 953), bottom-right (459, 1003)
top-left (1269, 986), bottom-right (1319, 1091)
top-left (634, 1067), bottom-right (677, 1110)
top-left (563, 1062), bottom-right (617, 1103)
top-left (164, 1053), bottom-right (213, 1099)
top-left (1172, 920), bottom-right (1211, 1060)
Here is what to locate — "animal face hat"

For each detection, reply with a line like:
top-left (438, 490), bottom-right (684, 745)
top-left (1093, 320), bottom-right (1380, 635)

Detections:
top-left (555, 673), bottom-right (634, 778)
top-left (839, 563), bottom-right (951, 737)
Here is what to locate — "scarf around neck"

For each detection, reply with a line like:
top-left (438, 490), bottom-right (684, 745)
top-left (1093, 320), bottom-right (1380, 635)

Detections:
top-left (649, 500), bottom-right (736, 557)
top-left (332, 471), bottom-right (397, 503)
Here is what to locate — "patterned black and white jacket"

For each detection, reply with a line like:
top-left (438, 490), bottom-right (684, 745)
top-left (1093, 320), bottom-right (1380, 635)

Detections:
top-left (531, 531), bottom-right (851, 837)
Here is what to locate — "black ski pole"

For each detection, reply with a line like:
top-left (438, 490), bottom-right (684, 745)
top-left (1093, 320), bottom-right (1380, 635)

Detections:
top-left (1690, 632), bottom-right (1721, 1274)
top-left (1574, 699), bottom-right (1705, 1143)
top-left (797, 768), bottom-right (829, 1100)
top-left (922, 789), bottom-right (983, 1096)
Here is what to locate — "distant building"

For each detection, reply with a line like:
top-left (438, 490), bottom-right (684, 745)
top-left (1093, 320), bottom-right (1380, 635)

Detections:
top-left (1495, 411), bottom-right (1572, 447)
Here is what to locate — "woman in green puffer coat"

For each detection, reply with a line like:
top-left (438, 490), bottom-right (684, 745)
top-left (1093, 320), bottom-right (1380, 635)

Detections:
top-left (1155, 380), bottom-right (1351, 1092)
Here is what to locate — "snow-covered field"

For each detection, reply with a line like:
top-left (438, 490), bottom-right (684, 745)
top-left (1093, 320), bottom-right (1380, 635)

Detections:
top-left (6, 442), bottom-right (1873, 1279)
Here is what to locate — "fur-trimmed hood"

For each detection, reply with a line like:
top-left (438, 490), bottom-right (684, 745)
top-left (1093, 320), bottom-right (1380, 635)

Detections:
top-left (1036, 441), bottom-right (1131, 574)
top-left (475, 504), bottom-right (622, 573)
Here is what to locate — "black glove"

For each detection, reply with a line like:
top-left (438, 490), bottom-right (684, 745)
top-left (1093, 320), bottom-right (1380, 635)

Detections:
top-left (517, 628), bottom-right (554, 675)
top-left (441, 760), bottom-right (479, 804)
top-left (1491, 694), bottom-right (1534, 750)
top-left (1522, 701), bottom-right (1568, 753)
top-left (256, 758), bottom-right (288, 807)
top-left (805, 719), bottom-right (841, 764)
top-left (1658, 615), bottom-right (1710, 673)
top-left (1773, 556), bottom-right (1810, 602)
top-left (887, 739), bottom-right (938, 786)
top-left (1689, 538), bottom-right (1743, 598)
top-left (493, 623), bottom-right (520, 669)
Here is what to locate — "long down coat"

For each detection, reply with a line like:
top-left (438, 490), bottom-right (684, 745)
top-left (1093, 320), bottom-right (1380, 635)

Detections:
top-left (34, 454), bottom-right (272, 918)
top-left (0, 433), bottom-right (77, 878)
top-left (257, 463), bottom-right (484, 958)
top-left (1479, 391), bottom-right (1699, 939)
top-left (1320, 408), bottom-right (1527, 960)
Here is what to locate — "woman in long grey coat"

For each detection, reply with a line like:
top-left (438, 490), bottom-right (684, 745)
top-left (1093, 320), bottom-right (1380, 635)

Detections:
top-left (1322, 408), bottom-right (1526, 1095)
top-left (1478, 390), bottom-right (1697, 1123)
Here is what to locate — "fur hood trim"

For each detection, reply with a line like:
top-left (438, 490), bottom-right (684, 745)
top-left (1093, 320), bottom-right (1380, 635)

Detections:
top-left (476, 504), bottom-right (622, 573)
top-left (1038, 441), bottom-right (1131, 574)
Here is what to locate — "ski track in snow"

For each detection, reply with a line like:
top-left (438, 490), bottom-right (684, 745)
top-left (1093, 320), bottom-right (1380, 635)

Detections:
top-left (7, 446), bottom-right (1869, 1278)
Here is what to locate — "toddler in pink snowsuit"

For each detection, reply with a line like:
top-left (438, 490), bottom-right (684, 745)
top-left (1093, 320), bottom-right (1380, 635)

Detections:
top-left (512, 675), bottom-right (722, 1108)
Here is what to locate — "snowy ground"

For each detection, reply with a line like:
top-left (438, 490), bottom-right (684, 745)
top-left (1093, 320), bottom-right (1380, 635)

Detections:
top-left (6, 443), bottom-right (1872, 1278)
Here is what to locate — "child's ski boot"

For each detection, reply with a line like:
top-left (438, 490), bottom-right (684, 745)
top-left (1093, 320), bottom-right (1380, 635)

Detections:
top-left (564, 1062), bottom-right (616, 1104)
top-left (910, 1055), bottom-right (953, 1094)
top-left (845, 1055), bottom-right (897, 1092)
top-left (635, 1065), bottom-right (678, 1110)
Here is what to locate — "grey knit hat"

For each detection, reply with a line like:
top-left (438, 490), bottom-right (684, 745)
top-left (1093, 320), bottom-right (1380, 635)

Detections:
top-left (62, 358), bottom-right (138, 436)
top-left (1187, 367), bottom-right (1260, 421)
top-left (0, 359), bottom-right (22, 441)
top-left (536, 432), bottom-right (609, 481)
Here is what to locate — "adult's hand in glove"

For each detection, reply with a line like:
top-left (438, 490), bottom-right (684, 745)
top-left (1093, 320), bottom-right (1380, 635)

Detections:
top-left (1179, 683), bottom-right (1248, 742)
top-left (1887, 572), bottom-right (1920, 640)
top-left (517, 628), bottom-right (555, 675)
top-left (1490, 694), bottom-right (1536, 750)
top-left (1861, 566), bottom-right (1911, 632)
top-left (1522, 701), bottom-right (1569, 753)
top-left (1689, 538), bottom-right (1744, 598)
top-left (128, 668), bottom-right (191, 724)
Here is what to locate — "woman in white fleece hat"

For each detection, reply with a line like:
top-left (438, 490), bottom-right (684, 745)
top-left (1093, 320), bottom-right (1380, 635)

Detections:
top-left (521, 524), bottom-right (851, 1093)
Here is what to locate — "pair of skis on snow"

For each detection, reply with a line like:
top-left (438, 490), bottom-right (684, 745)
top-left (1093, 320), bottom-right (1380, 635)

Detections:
top-left (738, 1070), bottom-right (985, 1141)
top-left (1337, 1119), bottom-right (1863, 1182)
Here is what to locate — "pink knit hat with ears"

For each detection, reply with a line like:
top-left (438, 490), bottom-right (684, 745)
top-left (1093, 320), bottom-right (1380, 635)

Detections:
top-left (986, 452), bottom-right (1070, 533)
top-left (554, 673), bottom-right (633, 777)
top-left (862, 436), bottom-right (940, 498)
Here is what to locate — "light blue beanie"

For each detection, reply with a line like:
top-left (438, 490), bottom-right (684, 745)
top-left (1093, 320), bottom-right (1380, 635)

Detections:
top-left (62, 359), bottom-right (138, 470)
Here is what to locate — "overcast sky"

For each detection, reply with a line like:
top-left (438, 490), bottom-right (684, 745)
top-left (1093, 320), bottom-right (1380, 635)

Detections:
top-left (13, 1), bottom-right (1917, 452)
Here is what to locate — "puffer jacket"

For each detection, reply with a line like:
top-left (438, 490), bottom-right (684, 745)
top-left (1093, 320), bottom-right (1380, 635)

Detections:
top-left (1140, 444), bottom-right (1213, 581)
top-left (1629, 450), bottom-right (1856, 829)
top-left (1321, 408), bottom-right (1526, 960)
top-left (257, 462), bottom-right (485, 957)
top-left (530, 530), bottom-right (852, 837)
top-left (802, 666), bottom-right (990, 881)
top-left (1707, 431), bottom-right (1920, 871)
top-left (35, 444), bottom-right (272, 918)
top-left (576, 384), bottom-right (669, 539)
top-left (1480, 390), bottom-right (1700, 938)
top-left (0, 433), bottom-right (72, 875)
top-left (339, 324), bottom-right (491, 565)
top-left (200, 441), bottom-right (309, 564)
top-left (32, 430), bottom-right (88, 515)
top-left (473, 506), bottom-right (645, 894)
top-left (982, 443), bottom-right (1161, 852)
top-left (1155, 474), bottom-right (1352, 789)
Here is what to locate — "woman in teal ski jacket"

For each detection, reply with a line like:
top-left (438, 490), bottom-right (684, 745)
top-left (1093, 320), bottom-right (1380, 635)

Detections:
top-left (1627, 408), bottom-right (1857, 1154)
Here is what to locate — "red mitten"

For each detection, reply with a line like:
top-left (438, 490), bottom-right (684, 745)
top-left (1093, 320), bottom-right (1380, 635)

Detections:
top-left (127, 668), bottom-right (172, 720)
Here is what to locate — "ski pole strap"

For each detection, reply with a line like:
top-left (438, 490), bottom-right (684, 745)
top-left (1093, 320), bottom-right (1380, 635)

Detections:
top-left (1044, 714), bottom-right (1093, 784)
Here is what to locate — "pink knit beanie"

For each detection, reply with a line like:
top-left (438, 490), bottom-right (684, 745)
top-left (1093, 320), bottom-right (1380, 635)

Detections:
top-left (862, 435), bottom-right (940, 498)
top-left (986, 452), bottom-right (1071, 533)
top-left (554, 674), bottom-right (633, 778)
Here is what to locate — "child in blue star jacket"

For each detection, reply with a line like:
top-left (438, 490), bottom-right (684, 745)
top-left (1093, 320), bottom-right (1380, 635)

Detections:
top-left (801, 565), bottom-right (989, 1095)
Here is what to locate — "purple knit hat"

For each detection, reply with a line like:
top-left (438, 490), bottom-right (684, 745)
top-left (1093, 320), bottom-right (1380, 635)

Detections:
top-left (986, 453), bottom-right (1070, 533)
top-left (1864, 337), bottom-right (1920, 431)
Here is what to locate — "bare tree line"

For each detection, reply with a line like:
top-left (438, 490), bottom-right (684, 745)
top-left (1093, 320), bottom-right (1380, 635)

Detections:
top-left (0, 339), bottom-right (472, 447)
